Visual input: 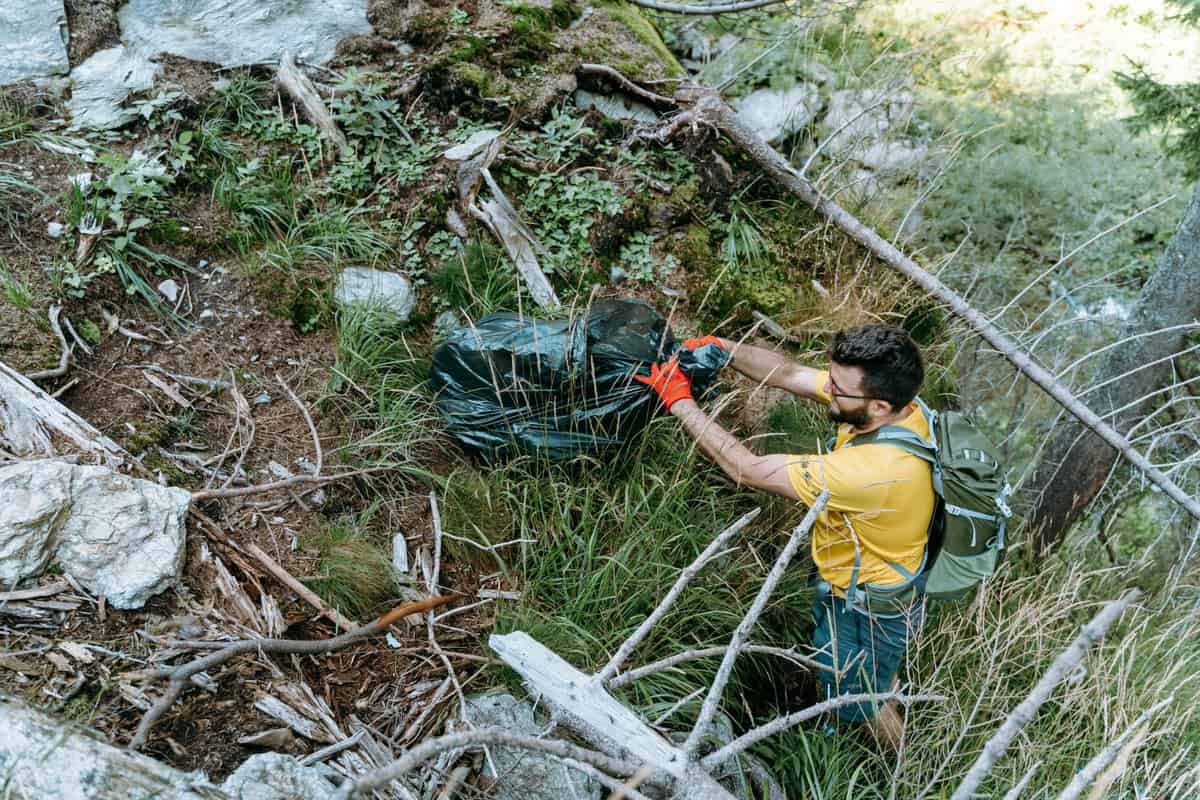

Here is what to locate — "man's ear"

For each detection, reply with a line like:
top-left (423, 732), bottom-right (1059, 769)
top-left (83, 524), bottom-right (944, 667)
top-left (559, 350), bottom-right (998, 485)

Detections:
top-left (870, 399), bottom-right (895, 419)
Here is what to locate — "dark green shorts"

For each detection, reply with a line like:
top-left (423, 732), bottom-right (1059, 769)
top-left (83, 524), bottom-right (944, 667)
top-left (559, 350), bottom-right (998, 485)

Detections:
top-left (811, 588), bottom-right (924, 723)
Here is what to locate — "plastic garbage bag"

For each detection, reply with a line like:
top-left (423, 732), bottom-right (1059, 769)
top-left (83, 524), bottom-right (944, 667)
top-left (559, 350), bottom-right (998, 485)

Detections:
top-left (430, 298), bottom-right (730, 460)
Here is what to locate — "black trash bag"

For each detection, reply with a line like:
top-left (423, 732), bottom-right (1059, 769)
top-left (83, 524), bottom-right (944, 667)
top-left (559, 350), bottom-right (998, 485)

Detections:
top-left (430, 298), bottom-right (729, 460)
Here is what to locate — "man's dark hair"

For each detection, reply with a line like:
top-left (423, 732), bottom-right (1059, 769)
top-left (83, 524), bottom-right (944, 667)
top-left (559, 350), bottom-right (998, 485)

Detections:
top-left (829, 325), bottom-right (924, 409)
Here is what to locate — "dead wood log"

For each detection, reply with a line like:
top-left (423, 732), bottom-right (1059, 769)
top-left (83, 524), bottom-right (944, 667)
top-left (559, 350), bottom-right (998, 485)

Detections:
top-left (276, 50), bottom-right (351, 157)
top-left (652, 82), bottom-right (1200, 527)
top-left (0, 358), bottom-right (124, 465)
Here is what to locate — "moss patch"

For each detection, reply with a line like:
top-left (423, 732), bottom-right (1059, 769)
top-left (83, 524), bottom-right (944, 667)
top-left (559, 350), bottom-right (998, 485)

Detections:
top-left (596, 2), bottom-right (684, 78)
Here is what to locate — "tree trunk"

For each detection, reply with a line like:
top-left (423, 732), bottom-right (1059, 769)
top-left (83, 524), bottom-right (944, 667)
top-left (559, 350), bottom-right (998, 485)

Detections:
top-left (1031, 184), bottom-right (1200, 553)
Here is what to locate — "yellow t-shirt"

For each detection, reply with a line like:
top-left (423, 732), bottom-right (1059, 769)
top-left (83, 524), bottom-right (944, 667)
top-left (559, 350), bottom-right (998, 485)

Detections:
top-left (786, 370), bottom-right (934, 592)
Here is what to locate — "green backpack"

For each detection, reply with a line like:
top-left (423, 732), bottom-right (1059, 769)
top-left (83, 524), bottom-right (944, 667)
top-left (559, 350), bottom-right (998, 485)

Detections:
top-left (843, 398), bottom-right (1012, 601)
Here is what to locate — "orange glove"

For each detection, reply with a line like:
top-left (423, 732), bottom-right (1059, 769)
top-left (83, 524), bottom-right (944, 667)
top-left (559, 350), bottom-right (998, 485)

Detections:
top-left (682, 335), bottom-right (726, 351)
top-left (634, 357), bottom-right (693, 410)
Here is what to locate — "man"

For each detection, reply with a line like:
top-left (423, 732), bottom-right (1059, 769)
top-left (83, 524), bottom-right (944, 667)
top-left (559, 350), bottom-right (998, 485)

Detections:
top-left (635, 324), bottom-right (934, 751)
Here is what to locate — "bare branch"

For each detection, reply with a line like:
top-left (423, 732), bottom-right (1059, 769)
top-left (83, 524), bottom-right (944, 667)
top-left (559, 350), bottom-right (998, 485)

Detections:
top-left (608, 643), bottom-right (831, 690)
top-left (26, 305), bottom-right (71, 381)
top-left (190, 467), bottom-right (381, 501)
top-left (578, 63), bottom-right (675, 107)
top-left (702, 691), bottom-right (947, 769)
top-left (684, 491), bottom-right (828, 756)
top-left (948, 590), bottom-right (1142, 800)
top-left (626, 0), bottom-right (790, 13)
top-left (1000, 761), bottom-right (1042, 800)
top-left (597, 507), bottom-right (761, 684)
top-left (1054, 696), bottom-right (1173, 800)
top-left (334, 727), bottom-right (647, 800)
top-left (278, 375), bottom-right (322, 475)
top-left (244, 542), bottom-right (358, 631)
top-left (130, 596), bottom-right (452, 749)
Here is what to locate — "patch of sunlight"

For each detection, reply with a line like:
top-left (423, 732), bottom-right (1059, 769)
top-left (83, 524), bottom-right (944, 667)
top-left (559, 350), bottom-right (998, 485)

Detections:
top-left (864, 0), bottom-right (1200, 112)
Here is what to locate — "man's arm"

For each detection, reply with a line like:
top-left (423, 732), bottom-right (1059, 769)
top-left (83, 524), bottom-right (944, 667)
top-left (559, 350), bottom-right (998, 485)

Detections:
top-left (708, 338), bottom-right (826, 402)
top-left (670, 398), bottom-right (800, 500)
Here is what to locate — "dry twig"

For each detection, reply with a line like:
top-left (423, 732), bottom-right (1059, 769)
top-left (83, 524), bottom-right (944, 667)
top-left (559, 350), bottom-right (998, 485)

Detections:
top-left (129, 595), bottom-right (452, 749)
top-left (26, 305), bottom-right (71, 381)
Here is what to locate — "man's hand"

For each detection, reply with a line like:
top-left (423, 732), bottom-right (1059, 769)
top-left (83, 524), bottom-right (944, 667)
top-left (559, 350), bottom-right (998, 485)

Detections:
top-left (634, 358), bottom-right (693, 410)
top-left (682, 335), bottom-right (726, 351)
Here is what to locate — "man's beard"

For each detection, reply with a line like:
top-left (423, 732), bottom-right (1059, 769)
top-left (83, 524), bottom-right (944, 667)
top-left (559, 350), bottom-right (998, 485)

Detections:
top-left (828, 403), bottom-right (871, 428)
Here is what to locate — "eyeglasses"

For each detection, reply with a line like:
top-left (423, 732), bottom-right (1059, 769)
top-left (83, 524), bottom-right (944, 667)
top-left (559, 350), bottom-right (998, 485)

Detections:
top-left (828, 373), bottom-right (874, 401)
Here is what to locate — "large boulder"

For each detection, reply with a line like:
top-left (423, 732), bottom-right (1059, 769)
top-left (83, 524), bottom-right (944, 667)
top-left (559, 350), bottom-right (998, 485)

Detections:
top-left (464, 693), bottom-right (601, 800)
top-left (0, 2), bottom-right (70, 85)
top-left (117, 0), bottom-right (371, 67)
top-left (732, 84), bottom-right (821, 144)
top-left (0, 461), bottom-right (190, 608)
top-left (334, 268), bottom-right (416, 322)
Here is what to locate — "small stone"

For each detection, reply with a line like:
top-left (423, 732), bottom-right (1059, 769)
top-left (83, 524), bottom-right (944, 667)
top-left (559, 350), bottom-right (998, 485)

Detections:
top-left (157, 279), bottom-right (180, 303)
top-left (253, 391), bottom-right (272, 405)
top-left (306, 490), bottom-right (326, 508)
top-left (198, 259), bottom-right (209, 269)
top-left (199, 308), bottom-right (216, 320)
top-left (237, 728), bottom-right (296, 750)
top-left (46, 222), bottom-right (64, 238)
top-left (433, 310), bottom-right (462, 341)
top-left (609, 266), bottom-right (628, 285)
top-left (573, 89), bottom-right (659, 123)
top-left (333, 267), bottom-right (415, 321)
top-left (267, 461), bottom-right (292, 480)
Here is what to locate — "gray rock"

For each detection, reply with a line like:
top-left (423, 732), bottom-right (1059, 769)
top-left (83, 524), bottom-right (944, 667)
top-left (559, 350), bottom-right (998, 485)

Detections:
top-left (118, 0), bottom-right (371, 67)
top-left (857, 139), bottom-right (928, 173)
top-left (573, 89), bottom-right (660, 123)
top-left (800, 60), bottom-right (837, 85)
top-left (465, 693), bottom-right (601, 800)
top-left (221, 753), bottom-right (339, 800)
top-left (0, 461), bottom-right (190, 608)
top-left (433, 310), bottom-right (462, 341)
top-left (609, 266), bottom-right (629, 285)
top-left (334, 267), bottom-right (415, 321)
top-left (67, 46), bottom-right (161, 130)
top-left (731, 84), bottom-right (820, 144)
top-left (0, 2), bottom-right (70, 85)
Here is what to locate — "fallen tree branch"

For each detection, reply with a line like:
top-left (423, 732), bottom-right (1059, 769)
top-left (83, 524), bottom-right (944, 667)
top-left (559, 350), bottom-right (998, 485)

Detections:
top-left (948, 589), bottom-right (1142, 800)
top-left (578, 63), bottom-right (675, 108)
top-left (684, 491), bottom-right (828, 756)
top-left (0, 359), bottom-right (124, 463)
top-left (626, 0), bottom-right (790, 13)
top-left (190, 467), bottom-right (380, 501)
top-left (130, 595), bottom-right (452, 749)
top-left (275, 50), bottom-right (350, 157)
top-left (334, 727), bottom-right (650, 800)
top-left (598, 507), bottom-right (761, 683)
top-left (26, 305), bottom-right (71, 381)
top-left (702, 690), bottom-right (947, 769)
top-left (608, 643), bottom-right (831, 689)
top-left (662, 82), bottom-right (1200, 526)
top-left (244, 542), bottom-right (358, 631)
top-left (1053, 695), bottom-right (1172, 800)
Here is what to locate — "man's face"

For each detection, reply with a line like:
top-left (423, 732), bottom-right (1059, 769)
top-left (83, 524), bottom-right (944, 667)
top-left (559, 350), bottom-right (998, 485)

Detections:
top-left (825, 363), bottom-right (880, 428)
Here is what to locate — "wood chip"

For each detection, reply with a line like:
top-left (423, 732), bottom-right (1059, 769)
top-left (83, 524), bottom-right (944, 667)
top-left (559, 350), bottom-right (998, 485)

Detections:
top-left (478, 589), bottom-right (521, 601)
top-left (142, 370), bottom-right (192, 408)
top-left (0, 655), bottom-right (50, 676)
top-left (238, 727), bottom-right (296, 749)
top-left (45, 651), bottom-right (73, 672)
top-left (58, 642), bottom-right (96, 664)
top-left (254, 694), bottom-right (334, 743)
top-left (0, 579), bottom-right (69, 602)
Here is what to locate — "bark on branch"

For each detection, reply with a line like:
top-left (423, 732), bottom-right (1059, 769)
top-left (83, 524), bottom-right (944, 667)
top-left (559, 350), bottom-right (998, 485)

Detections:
top-left (275, 50), bottom-right (351, 157)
